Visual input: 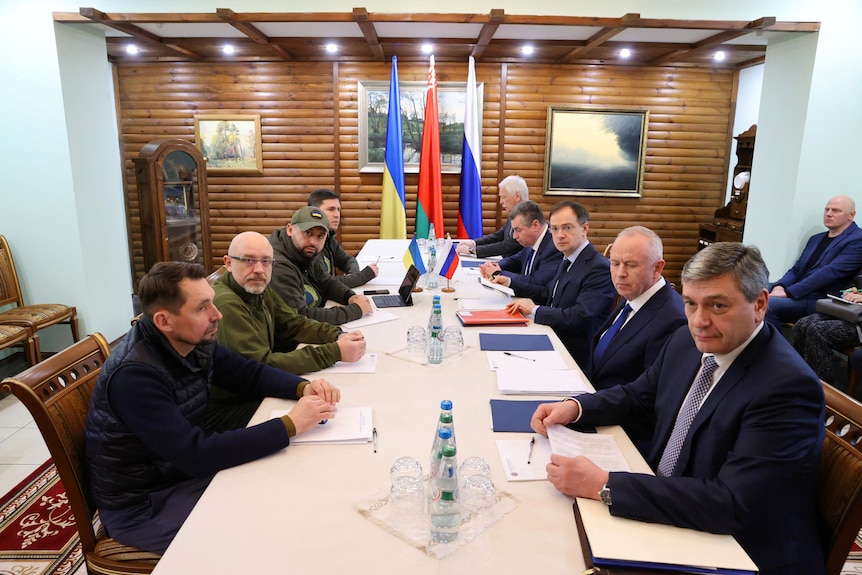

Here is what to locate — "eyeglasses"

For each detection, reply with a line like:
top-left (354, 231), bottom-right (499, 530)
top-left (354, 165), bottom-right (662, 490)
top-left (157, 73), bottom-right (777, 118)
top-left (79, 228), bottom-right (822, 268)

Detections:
top-left (549, 224), bottom-right (579, 234)
top-left (228, 255), bottom-right (276, 267)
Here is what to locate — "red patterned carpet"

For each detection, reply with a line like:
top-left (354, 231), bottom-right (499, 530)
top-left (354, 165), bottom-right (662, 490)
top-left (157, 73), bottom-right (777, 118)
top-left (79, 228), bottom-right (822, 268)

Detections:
top-left (0, 461), bottom-right (82, 575)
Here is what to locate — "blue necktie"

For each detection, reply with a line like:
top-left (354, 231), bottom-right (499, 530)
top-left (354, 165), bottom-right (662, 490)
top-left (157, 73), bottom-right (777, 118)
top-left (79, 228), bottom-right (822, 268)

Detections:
top-left (523, 248), bottom-right (536, 275)
top-left (593, 303), bottom-right (632, 363)
top-left (656, 355), bottom-right (720, 477)
top-left (550, 259), bottom-right (572, 305)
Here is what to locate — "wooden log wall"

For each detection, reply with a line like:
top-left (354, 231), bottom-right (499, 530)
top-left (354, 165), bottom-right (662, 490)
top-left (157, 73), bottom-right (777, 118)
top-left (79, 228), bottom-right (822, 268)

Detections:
top-left (115, 60), bottom-right (735, 286)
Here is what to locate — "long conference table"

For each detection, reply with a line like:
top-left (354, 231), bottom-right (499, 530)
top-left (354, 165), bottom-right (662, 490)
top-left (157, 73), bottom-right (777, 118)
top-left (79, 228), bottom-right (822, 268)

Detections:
top-left (150, 239), bottom-right (654, 574)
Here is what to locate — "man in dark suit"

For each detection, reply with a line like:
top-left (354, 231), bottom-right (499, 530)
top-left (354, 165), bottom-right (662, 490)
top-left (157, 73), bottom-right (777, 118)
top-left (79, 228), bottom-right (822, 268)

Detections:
top-left (766, 195), bottom-right (862, 327)
top-left (456, 174), bottom-right (526, 258)
top-left (531, 243), bottom-right (825, 575)
top-left (479, 200), bottom-right (561, 302)
top-left (590, 226), bottom-right (686, 453)
top-left (506, 201), bottom-right (616, 372)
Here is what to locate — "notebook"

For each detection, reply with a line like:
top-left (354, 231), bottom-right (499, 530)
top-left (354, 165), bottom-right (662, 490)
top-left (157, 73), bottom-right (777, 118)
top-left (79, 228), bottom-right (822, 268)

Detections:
top-left (372, 265), bottom-right (421, 308)
top-left (455, 309), bottom-right (529, 326)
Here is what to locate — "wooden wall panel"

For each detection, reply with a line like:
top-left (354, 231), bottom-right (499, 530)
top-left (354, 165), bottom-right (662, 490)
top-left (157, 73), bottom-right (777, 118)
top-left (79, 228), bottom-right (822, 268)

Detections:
top-left (115, 59), bottom-right (734, 286)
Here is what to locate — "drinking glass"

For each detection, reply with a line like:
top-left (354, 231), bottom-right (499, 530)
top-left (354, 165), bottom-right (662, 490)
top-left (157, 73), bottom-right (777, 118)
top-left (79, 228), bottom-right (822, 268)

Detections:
top-left (441, 326), bottom-right (464, 357)
top-left (389, 476), bottom-right (425, 528)
top-left (390, 456), bottom-right (423, 482)
top-left (459, 456), bottom-right (491, 479)
top-left (406, 325), bottom-right (427, 354)
top-left (460, 474), bottom-right (496, 517)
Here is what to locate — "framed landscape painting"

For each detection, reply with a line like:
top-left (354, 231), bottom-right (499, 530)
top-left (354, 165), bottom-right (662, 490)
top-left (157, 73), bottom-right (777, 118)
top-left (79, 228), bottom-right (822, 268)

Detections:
top-left (543, 106), bottom-right (648, 197)
top-left (194, 114), bottom-right (262, 174)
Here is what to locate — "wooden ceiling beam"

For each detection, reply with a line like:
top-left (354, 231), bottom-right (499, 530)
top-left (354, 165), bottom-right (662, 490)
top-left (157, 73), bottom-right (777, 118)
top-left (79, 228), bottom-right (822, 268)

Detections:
top-left (353, 7), bottom-right (385, 60)
top-left (649, 16), bottom-right (776, 66)
top-left (471, 9), bottom-right (505, 59)
top-left (79, 7), bottom-right (203, 59)
top-left (216, 8), bottom-right (292, 60)
top-left (560, 12), bottom-right (640, 63)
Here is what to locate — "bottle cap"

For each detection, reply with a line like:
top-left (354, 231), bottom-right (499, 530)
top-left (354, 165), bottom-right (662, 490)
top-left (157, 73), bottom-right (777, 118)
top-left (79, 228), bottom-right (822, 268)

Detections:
top-left (438, 427), bottom-right (452, 439)
top-left (440, 400), bottom-right (452, 410)
top-left (441, 444), bottom-right (456, 457)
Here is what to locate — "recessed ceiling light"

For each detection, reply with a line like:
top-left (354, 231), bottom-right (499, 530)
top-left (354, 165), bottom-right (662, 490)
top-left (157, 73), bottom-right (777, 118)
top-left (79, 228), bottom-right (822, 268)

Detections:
top-left (421, 43), bottom-right (433, 54)
top-left (125, 44), bottom-right (138, 55)
top-left (325, 43), bottom-right (338, 54)
top-left (620, 48), bottom-right (632, 58)
top-left (714, 51), bottom-right (726, 61)
top-left (521, 45), bottom-right (534, 56)
top-left (222, 45), bottom-right (236, 55)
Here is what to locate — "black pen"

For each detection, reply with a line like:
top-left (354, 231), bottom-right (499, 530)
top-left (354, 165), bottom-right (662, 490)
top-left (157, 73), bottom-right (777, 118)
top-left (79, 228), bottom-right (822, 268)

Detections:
top-left (373, 427), bottom-right (378, 453)
top-left (504, 351), bottom-right (536, 362)
top-left (527, 436), bottom-right (535, 464)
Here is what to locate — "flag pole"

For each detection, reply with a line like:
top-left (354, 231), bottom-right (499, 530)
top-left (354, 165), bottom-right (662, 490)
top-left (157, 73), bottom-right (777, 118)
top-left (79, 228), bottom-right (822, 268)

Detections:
top-left (442, 277), bottom-right (455, 293)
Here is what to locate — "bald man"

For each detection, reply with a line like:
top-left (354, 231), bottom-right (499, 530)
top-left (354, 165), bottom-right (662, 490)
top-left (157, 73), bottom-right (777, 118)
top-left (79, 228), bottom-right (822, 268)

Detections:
top-left (766, 195), bottom-right (862, 328)
top-left (207, 231), bottom-right (366, 431)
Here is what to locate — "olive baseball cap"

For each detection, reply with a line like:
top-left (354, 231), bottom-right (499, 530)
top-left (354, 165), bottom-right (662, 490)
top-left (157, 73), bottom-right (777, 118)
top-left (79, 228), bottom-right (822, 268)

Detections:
top-left (290, 206), bottom-right (330, 231)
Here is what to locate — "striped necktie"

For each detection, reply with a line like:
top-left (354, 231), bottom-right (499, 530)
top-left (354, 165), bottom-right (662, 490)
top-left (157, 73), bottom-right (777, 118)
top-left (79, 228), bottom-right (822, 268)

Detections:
top-left (656, 355), bottom-right (720, 477)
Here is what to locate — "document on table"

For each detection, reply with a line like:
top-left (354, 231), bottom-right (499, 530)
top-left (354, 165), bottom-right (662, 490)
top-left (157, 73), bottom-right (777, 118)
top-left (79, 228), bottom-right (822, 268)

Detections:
top-left (479, 276), bottom-right (515, 297)
top-left (271, 406), bottom-right (373, 445)
top-left (547, 424), bottom-right (631, 472)
top-left (479, 333), bottom-right (553, 351)
top-left (487, 350), bottom-right (568, 371)
top-left (456, 294), bottom-right (512, 310)
top-left (342, 310), bottom-right (400, 329)
top-left (496, 367), bottom-right (591, 395)
top-left (496, 436), bottom-right (552, 481)
top-left (303, 353), bottom-right (377, 376)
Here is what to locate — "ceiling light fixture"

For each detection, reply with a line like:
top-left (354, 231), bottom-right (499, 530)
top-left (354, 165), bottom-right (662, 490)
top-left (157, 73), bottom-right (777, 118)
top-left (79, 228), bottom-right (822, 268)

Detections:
top-left (620, 48), bottom-right (632, 58)
top-left (325, 43), bottom-right (338, 54)
top-left (222, 45), bottom-right (236, 55)
top-left (521, 45), bottom-right (534, 56)
top-left (421, 43), bottom-right (433, 54)
top-left (714, 51), bottom-right (726, 61)
top-left (125, 44), bottom-right (138, 55)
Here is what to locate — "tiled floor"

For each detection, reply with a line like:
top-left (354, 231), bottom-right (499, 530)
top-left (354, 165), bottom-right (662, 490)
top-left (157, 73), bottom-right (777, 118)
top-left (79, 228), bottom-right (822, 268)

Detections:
top-left (0, 394), bottom-right (50, 496)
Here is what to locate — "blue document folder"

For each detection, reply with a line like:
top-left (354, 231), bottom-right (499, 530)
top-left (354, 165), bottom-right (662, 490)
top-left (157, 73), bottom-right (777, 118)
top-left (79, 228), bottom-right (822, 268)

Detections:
top-left (490, 399), bottom-right (545, 432)
top-left (459, 260), bottom-right (483, 268)
top-left (480, 333), bottom-right (553, 351)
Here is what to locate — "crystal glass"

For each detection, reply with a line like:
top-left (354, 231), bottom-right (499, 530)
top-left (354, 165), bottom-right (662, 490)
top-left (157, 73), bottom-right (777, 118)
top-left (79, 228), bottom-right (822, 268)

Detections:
top-left (390, 456), bottom-right (423, 482)
top-left (459, 456), bottom-right (491, 479)
top-left (406, 325), bottom-right (427, 354)
top-left (441, 326), bottom-right (464, 357)
top-left (389, 476), bottom-right (425, 528)
top-left (460, 474), bottom-right (496, 517)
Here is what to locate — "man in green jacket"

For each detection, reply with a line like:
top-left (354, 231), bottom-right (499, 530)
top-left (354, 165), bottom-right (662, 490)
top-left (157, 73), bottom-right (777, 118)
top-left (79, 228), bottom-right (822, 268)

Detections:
top-left (206, 231), bottom-right (366, 431)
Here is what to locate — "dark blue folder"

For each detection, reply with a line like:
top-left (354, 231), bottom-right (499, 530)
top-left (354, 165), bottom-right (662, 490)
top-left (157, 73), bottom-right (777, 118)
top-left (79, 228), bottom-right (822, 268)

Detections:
top-left (480, 333), bottom-right (553, 351)
top-left (490, 399), bottom-right (544, 432)
top-left (460, 260), bottom-right (484, 268)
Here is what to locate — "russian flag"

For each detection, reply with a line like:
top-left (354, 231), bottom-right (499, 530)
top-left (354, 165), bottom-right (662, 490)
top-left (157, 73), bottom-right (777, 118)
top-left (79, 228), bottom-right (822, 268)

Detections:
top-left (457, 56), bottom-right (482, 238)
top-left (402, 237), bottom-right (427, 274)
top-left (439, 243), bottom-right (460, 280)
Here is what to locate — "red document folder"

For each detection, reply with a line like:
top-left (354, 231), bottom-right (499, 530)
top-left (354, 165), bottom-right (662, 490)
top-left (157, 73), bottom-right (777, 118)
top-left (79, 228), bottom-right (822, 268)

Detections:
top-left (455, 309), bottom-right (529, 326)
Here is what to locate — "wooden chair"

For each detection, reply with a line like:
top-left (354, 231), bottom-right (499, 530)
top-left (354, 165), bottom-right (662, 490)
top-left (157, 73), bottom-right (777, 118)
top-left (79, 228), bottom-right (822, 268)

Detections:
top-left (0, 333), bottom-right (160, 575)
top-left (0, 234), bottom-right (79, 361)
top-left (0, 324), bottom-right (38, 367)
top-left (820, 382), bottom-right (862, 575)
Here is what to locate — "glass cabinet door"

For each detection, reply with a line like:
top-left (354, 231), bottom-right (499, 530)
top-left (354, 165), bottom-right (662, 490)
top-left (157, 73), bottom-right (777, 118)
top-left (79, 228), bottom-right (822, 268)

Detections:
top-left (162, 150), bottom-right (204, 265)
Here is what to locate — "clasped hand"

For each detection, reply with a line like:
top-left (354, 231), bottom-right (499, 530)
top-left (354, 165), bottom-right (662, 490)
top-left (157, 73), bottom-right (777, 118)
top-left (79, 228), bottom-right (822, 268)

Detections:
top-left (289, 379), bottom-right (340, 434)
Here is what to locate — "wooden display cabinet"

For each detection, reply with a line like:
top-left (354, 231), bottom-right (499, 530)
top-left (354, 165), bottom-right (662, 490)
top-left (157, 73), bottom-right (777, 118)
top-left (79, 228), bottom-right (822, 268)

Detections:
top-left (134, 139), bottom-right (212, 282)
top-left (698, 125), bottom-right (756, 250)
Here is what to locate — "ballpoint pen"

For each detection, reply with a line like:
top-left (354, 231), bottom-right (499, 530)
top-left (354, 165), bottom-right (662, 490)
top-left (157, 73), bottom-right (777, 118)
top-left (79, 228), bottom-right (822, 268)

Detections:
top-left (503, 351), bottom-right (536, 362)
top-left (372, 427), bottom-right (378, 453)
top-left (527, 436), bottom-right (535, 464)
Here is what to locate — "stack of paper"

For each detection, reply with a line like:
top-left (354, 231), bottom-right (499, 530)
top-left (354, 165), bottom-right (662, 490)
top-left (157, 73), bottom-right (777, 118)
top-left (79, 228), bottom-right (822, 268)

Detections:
top-left (496, 366), bottom-right (591, 395)
top-left (271, 406), bottom-right (373, 445)
top-left (486, 351), bottom-right (568, 371)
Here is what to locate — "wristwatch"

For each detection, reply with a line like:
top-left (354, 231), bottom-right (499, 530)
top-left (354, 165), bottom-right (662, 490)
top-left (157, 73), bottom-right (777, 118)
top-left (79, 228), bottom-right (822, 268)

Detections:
top-left (599, 484), bottom-right (612, 506)
top-left (469, 245), bottom-right (476, 255)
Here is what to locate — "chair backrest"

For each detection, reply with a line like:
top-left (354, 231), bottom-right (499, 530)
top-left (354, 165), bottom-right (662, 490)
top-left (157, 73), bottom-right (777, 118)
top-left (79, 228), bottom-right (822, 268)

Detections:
top-left (207, 264), bottom-right (227, 284)
top-left (820, 382), bottom-right (862, 575)
top-left (0, 333), bottom-right (112, 555)
top-left (0, 234), bottom-right (24, 308)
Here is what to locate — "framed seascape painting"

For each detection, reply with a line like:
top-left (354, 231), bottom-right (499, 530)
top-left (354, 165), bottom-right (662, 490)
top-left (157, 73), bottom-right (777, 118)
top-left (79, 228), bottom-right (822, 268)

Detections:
top-left (194, 114), bottom-right (263, 174)
top-left (358, 80), bottom-right (483, 174)
top-left (543, 106), bottom-right (649, 197)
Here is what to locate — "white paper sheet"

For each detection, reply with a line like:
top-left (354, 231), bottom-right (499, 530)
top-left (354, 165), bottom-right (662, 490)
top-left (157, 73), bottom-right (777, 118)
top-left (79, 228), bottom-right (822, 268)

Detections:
top-left (479, 277), bottom-right (515, 297)
top-left (303, 353), bottom-right (378, 376)
top-left (342, 310), bottom-right (401, 329)
top-left (496, 436), bottom-right (552, 481)
top-left (456, 295), bottom-right (512, 310)
top-left (496, 367), bottom-right (591, 395)
top-left (546, 424), bottom-right (631, 472)
top-left (486, 350), bottom-right (568, 371)
top-left (271, 406), bottom-right (373, 444)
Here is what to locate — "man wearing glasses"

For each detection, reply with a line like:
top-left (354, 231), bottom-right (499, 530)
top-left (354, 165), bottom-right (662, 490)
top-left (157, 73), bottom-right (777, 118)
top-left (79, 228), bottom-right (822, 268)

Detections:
top-left (269, 206), bottom-right (372, 324)
top-left (507, 200), bottom-right (616, 372)
top-left (208, 231), bottom-right (366, 432)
